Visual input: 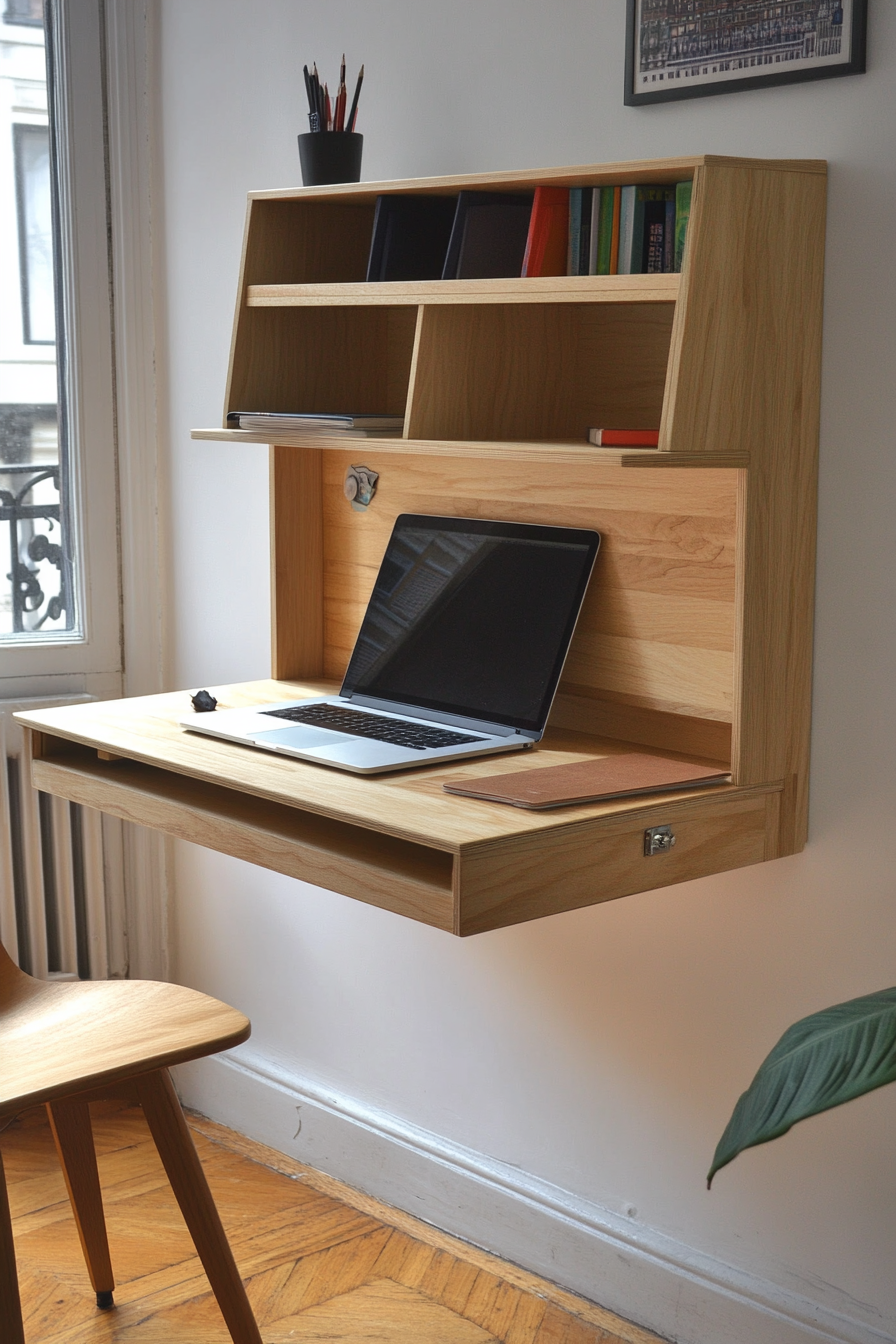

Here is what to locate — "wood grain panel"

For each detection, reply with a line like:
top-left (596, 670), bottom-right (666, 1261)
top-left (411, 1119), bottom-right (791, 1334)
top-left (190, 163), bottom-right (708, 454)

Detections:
top-left (243, 199), bottom-right (376, 286)
top-left (318, 452), bottom-right (737, 730)
top-left (664, 163), bottom-right (824, 846)
top-left (247, 273), bottom-right (680, 306)
top-left (227, 306), bottom-right (416, 420)
top-left (271, 446), bottom-right (323, 679)
top-left (406, 304), bottom-right (674, 442)
top-left (456, 791), bottom-right (774, 935)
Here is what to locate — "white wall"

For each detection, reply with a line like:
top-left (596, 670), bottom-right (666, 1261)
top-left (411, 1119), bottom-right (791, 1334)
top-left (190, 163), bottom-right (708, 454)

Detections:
top-left (153, 4), bottom-right (896, 1343)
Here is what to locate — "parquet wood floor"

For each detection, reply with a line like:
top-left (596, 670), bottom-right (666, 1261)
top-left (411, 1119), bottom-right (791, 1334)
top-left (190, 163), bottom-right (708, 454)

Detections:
top-left (1, 1100), bottom-right (664, 1344)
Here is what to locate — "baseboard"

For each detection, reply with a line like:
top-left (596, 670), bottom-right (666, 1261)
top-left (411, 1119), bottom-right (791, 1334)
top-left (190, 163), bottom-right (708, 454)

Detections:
top-left (174, 1050), bottom-right (894, 1344)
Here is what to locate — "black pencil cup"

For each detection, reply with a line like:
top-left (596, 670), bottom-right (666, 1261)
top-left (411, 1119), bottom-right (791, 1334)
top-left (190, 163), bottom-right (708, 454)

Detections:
top-left (298, 132), bottom-right (363, 186)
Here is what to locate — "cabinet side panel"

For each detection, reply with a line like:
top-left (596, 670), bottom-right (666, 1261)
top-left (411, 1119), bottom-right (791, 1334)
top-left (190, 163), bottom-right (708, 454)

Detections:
top-left (271, 446), bottom-right (323, 679)
top-left (670, 166), bottom-right (825, 850)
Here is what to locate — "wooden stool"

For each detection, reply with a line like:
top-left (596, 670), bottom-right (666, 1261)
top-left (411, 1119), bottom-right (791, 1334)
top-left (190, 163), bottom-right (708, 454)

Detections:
top-left (0, 941), bottom-right (263, 1343)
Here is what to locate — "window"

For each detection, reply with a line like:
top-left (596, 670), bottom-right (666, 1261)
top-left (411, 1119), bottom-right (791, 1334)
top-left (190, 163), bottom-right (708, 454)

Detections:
top-left (0, 0), bottom-right (119, 662)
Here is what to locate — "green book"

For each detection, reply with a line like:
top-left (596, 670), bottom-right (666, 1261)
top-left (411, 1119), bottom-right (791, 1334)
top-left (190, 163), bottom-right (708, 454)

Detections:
top-left (595, 187), bottom-right (615, 275)
top-left (675, 180), bottom-right (693, 273)
top-left (567, 188), bottom-right (583, 275)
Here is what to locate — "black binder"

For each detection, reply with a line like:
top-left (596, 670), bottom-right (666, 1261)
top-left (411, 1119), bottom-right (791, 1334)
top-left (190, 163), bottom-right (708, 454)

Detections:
top-left (366, 194), bottom-right (459, 282)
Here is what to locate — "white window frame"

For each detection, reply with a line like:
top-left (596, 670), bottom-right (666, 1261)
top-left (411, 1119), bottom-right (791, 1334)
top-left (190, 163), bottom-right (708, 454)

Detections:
top-left (1, 0), bottom-right (120, 689)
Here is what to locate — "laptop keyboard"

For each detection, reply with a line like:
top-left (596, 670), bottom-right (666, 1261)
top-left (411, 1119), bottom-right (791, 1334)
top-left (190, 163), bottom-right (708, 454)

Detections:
top-left (262, 703), bottom-right (484, 750)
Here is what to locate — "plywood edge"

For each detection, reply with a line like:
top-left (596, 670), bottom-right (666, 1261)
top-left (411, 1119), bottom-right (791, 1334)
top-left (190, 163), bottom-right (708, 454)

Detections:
top-left (245, 156), bottom-right (824, 203)
top-left (190, 428), bottom-right (748, 468)
top-left (245, 275), bottom-right (680, 306)
top-left (32, 752), bottom-right (456, 932)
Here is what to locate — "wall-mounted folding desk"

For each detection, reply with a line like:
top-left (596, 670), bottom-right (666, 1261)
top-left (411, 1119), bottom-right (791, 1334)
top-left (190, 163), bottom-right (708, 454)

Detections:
top-left (17, 155), bottom-right (826, 936)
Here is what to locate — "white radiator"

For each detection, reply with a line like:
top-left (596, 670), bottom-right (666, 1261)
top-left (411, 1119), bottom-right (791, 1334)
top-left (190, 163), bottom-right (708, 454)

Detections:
top-left (0, 697), bottom-right (120, 980)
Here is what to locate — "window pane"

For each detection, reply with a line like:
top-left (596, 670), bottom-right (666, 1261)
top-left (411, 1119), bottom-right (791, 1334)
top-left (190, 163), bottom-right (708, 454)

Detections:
top-left (1, 4), bottom-right (76, 638)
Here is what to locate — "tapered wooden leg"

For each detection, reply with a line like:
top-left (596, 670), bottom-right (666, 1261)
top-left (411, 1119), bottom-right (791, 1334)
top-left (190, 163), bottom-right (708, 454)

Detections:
top-left (46, 1098), bottom-right (114, 1308)
top-left (0, 1149), bottom-right (26, 1344)
top-left (135, 1070), bottom-right (262, 1344)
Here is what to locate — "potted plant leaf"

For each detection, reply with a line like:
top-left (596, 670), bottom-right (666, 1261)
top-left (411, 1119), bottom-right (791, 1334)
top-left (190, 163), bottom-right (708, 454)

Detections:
top-left (708, 987), bottom-right (896, 1187)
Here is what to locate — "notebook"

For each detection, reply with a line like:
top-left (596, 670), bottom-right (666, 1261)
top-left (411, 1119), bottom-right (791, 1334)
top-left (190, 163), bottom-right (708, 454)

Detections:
top-left (442, 753), bottom-right (730, 809)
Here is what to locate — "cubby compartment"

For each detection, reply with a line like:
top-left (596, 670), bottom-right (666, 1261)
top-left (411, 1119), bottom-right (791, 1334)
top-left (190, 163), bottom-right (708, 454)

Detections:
top-left (226, 305), bottom-right (418, 420)
top-left (242, 197), bottom-right (377, 285)
top-left (405, 302), bottom-right (675, 443)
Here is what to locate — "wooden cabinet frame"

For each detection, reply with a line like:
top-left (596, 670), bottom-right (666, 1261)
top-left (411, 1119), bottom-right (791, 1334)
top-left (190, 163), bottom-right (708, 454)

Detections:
top-left (17, 155), bottom-right (826, 935)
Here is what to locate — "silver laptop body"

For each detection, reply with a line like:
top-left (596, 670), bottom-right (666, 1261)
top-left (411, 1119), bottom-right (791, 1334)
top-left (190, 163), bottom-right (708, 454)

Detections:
top-left (180, 514), bottom-right (600, 775)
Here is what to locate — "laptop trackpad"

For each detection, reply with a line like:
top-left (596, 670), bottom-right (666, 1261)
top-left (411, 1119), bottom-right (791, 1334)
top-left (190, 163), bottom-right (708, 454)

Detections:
top-left (250, 725), bottom-right (347, 750)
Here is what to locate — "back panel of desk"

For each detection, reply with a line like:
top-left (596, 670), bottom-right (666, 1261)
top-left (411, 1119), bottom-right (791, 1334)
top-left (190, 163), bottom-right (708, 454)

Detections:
top-left (270, 446), bottom-right (737, 766)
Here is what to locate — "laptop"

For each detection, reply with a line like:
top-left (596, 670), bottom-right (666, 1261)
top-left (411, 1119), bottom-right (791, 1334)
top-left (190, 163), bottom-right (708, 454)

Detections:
top-left (180, 514), bottom-right (600, 775)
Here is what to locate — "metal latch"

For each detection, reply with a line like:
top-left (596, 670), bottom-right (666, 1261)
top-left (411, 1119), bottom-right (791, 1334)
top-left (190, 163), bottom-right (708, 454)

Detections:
top-left (644, 825), bottom-right (676, 856)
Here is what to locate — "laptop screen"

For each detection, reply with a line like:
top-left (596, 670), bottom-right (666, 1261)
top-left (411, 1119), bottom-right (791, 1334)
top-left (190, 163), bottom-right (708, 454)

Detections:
top-left (341, 515), bottom-right (600, 733)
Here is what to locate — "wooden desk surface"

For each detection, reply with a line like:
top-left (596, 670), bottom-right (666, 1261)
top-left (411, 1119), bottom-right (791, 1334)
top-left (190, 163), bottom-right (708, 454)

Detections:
top-left (16, 679), bottom-right (747, 854)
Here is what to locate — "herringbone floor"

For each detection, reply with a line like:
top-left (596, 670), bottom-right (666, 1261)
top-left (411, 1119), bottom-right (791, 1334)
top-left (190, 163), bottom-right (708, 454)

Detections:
top-left (1, 1100), bottom-right (663, 1344)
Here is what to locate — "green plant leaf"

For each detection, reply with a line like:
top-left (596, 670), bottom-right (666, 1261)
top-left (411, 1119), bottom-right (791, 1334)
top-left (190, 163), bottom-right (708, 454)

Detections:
top-left (708, 987), bottom-right (896, 1187)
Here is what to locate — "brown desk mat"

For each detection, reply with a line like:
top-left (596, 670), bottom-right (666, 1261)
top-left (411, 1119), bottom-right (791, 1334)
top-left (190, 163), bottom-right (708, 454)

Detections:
top-left (442, 752), bottom-right (730, 810)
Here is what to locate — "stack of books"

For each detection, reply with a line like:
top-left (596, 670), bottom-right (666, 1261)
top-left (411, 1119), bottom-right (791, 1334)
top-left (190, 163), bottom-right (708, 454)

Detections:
top-left (226, 412), bottom-right (404, 438)
top-left (568, 182), bottom-right (692, 277)
top-left (363, 181), bottom-right (692, 282)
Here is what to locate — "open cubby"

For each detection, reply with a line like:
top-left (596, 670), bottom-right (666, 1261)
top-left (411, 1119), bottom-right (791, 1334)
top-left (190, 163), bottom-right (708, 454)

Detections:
top-left (405, 302), bottom-right (674, 442)
top-left (18, 156), bottom-right (827, 934)
top-left (226, 305), bottom-right (417, 418)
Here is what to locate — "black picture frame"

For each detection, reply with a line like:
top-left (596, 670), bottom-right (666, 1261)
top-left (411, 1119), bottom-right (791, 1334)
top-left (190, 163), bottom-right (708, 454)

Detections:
top-left (625, 1), bottom-right (867, 106)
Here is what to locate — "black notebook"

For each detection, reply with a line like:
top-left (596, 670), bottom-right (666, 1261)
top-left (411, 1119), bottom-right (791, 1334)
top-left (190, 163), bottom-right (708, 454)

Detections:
top-left (366, 194), bottom-right (459, 282)
top-left (441, 191), bottom-right (534, 280)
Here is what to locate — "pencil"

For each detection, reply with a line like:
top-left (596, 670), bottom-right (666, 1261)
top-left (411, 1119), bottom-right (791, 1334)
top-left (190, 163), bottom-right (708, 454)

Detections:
top-left (347, 63), bottom-right (364, 132)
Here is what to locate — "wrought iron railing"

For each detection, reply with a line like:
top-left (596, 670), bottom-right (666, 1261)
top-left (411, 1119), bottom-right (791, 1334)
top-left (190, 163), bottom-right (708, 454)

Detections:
top-left (0, 462), bottom-right (69, 634)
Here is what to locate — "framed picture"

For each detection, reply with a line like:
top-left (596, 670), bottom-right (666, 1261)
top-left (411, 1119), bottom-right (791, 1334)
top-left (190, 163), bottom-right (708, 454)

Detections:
top-left (625, 1), bottom-right (867, 106)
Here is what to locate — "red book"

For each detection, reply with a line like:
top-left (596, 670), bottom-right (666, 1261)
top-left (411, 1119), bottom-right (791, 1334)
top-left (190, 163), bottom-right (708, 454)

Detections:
top-left (588, 428), bottom-right (660, 447)
top-left (521, 187), bottom-right (570, 277)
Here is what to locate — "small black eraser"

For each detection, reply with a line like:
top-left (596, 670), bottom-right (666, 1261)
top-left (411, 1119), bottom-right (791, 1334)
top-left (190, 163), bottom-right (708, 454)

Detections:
top-left (191, 689), bottom-right (218, 712)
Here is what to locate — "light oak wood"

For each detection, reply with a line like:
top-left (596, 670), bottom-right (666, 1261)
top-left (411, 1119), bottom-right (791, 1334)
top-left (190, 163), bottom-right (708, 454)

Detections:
top-left (247, 274), bottom-right (680, 306)
top-left (23, 154), bottom-right (825, 930)
top-left (135, 1070), bottom-right (262, 1344)
top-left (46, 1099), bottom-right (114, 1298)
top-left (192, 429), bottom-right (749, 470)
top-left (0, 1149), bottom-right (25, 1344)
top-left (0, 939), bottom-right (262, 1342)
top-left (17, 689), bottom-right (782, 935)
top-left (405, 303), bottom-right (674, 443)
top-left (3, 1103), bottom-right (665, 1344)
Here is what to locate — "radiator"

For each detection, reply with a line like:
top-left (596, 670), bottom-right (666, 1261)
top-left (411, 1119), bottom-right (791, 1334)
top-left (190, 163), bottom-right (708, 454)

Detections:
top-left (0, 697), bottom-right (120, 980)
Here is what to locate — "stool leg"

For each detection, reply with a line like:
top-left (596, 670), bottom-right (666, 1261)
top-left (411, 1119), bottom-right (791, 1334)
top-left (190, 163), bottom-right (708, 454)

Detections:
top-left (135, 1069), bottom-right (262, 1344)
top-left (0, 1148), bottom-right (26, 1344)
top-left (46, 1098), bottom-right (115, 1308)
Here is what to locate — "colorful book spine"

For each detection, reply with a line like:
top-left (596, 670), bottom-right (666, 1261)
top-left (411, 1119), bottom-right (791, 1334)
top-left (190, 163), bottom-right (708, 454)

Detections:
top-left (579, 188), bottom-right (593, 276)
top-left (617, 186), bottom-right (636, 274)
top-left (522, 186), bottom-right (570, 277)
top-left (609, 185), bottom-right (621, 274)
top-left (674, 180), bottom-right (693, 272)
top-left (664, 196), bottom-right (675, 273)
top-left (567, 188), bottom-right (582, 275)
top-left (588, 188), bottom-right (601, 274)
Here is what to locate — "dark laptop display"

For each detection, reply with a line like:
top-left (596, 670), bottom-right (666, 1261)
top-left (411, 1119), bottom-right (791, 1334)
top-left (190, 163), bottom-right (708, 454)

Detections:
top-left (342, 515), bottom-right (600, 733)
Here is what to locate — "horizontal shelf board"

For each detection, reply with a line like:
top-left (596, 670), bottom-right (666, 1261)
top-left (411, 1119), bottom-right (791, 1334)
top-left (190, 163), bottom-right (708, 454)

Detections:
top-left (17, 679), bottom-right (772, 855)
top-left (246, 155), bottom-right (826, 205)
top-left (246, 275), bottom-right (680, 307)
top-left (191, 429), bottom-right (748, 468)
